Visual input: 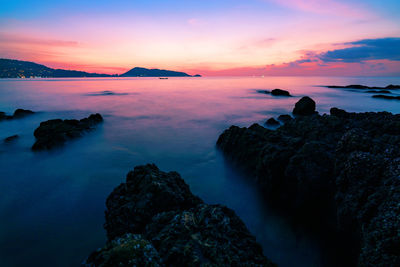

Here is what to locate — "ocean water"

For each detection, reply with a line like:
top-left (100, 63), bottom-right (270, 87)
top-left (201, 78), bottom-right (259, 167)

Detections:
top-left (0, 76), bottom-right (399, 267)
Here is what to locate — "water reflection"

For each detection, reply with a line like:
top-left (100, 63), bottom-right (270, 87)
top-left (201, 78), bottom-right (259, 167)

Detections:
top-left (0, 77), bottom-right (399, 266)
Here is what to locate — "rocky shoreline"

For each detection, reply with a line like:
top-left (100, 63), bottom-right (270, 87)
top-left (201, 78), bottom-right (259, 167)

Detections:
top-left (217, 98), bottom-right (400, 266)
top-left (84, 164), bottom-right (275, 266)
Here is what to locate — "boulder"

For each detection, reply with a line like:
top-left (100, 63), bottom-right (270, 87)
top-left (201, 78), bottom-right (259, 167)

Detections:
top-left (271, 89), bottom-right (291, 96)
top-left (292, 96), bottom-right (316, 116)
top-left (85, 164), bottom-right (275, 267)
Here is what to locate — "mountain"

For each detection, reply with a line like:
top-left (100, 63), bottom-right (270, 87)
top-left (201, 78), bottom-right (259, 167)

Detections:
top-left (120, 67), bottom-right (196, 77)
top-left (0, 58), bottom-right (113, 78)
top-left (0, 58), bottom-right (201, 78)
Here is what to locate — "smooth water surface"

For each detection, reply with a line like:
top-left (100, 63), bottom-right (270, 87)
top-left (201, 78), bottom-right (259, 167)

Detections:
top-left (0, 77), bottom-right (399, 267)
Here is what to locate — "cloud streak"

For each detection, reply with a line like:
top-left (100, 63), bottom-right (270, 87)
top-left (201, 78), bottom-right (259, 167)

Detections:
top-left (319, 37), bottom-right (400, 62)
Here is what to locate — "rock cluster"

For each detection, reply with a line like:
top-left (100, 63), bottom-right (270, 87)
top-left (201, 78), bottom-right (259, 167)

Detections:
top-left (32, 113), bottom-right (103, 150)
top-left (84, 164), bottom-right (275, 267)
top-left (217, 98), bottom-right (400, 266)
top-left (0, 109), bottom-right (34, 121)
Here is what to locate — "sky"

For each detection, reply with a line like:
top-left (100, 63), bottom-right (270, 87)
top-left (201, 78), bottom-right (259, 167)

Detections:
top-left (0, 0), bottom-right (400, 76)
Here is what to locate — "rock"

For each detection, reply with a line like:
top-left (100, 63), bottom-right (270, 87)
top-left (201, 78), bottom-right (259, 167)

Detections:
top-left (104, 164), bottom-right (203, 240)
top-left (256, 90), bottom-right (271, 94)
top-left (4, 135), bottom-right (19, 143)
top-left (278, 114), bottom-right (292, 123)
top-left (266, 118), bottom-right (280, 126)
top-left (85, 164), bottom-right (275, 267)
top-left (12, 109), bottom-right (35, 118)
top-left (0, 109), bottom-right (34, 121)
top-left (83, 234), bottom-right (162, 267)
top-left (365, 90), bottom-right (391, 94)
top-left (217, 102), bottom-right (400, 266)
top-left (271, 89), bottom-right (291, 96)
top-left (32, 113), bottom-right (103, 150)
top-left (330, 107), bottom-right (349, 118)
top-left (326, 84), bottom-right (400, 90)
top-left (292, 96), bottom-right (316, 116)
top-left (372, 94), bottom-right (400, 100)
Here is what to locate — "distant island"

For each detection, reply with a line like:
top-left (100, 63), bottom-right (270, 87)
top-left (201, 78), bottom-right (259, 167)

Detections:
top-left (0, 58), bottom-right (201, 78)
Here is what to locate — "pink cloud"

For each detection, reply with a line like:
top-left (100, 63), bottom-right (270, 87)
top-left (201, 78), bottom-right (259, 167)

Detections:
top-left (0, 33), bottom-right (79, 47)
top-left (265, 0), bottom-right (371, 18)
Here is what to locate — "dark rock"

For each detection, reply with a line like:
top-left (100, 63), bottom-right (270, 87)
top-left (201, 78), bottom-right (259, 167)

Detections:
top-left (271, 89), bottom-right (291, 96)
top-left (292, 96), bottom-right (316, 116)
top-left (217, 103), bottom-right (400, 266)
top-left (256, 89), bottom-right (271, 94)
top-left (84, 234), bottom-right (162, 267)
top-left (4, 135), bottom-right (19, 143)
top-left (278, 114), bottom-right (293, 123)
top-left (85, 164), bottom-right (275, 267)
top-left (104, 164), bottom-right (203, 240)
top-left (266, 118), bottom-right (280, 126)
top-left (365, 90), bottom-right (391, 94)
top-left (13, 109), bottom-right (35, 118)
top-left (372, 94), bottom-right (400, 100)
top-left (32, 113), bottom-right (103, 150)
top-left (326, 84), bottom-right (400, 90)
top-left (330, 107), bottom-right (349, 118)
top-left (0, 109), bottom-right (34, 121)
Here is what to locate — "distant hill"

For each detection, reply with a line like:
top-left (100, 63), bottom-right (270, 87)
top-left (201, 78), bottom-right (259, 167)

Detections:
top-left (120, 67), bottom-right (196, 77)
top-left (0, 58), bottom-right (113, 78)
top-left (0, 58), bottom-right (201, 78)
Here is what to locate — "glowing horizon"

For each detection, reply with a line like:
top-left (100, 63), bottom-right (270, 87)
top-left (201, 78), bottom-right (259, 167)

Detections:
top-left (1, 0), bottom-right (400, 76)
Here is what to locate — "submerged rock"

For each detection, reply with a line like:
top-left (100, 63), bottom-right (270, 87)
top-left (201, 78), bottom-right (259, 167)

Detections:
top-left (84, 164), bottom-right (274, 267)
top-left (372, 94), bottom-right (400, 100)
top-left (3, 135), bottom-right (19, 143)
top-left (326, 84), bottom-right (400, 90)
top-left (292, 96), bottom-right (316, 116)
top-left (32, 113), bottom-right (103, 150)
top-left (271, 89), bottom-right (291, 96)
top-left (0, 109), bottom-right (35, 121)
top-left (217, 103), bottom-right (400, 266)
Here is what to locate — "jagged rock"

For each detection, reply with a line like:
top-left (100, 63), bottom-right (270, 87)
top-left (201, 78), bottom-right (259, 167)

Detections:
top-left (271, 89), bottom-right (291, 96)
top-left (266, 118), bottom-right (280, 126)
top-left (292, 96), bottom-right (316, 116)
top-left (217, 104), bottom-right (400, 266)
top-left (32, 113), bottom-right (103, 150)
top-left (85, 164), bottom-right (275, 267)
top-left (104, 164), bottom-right (203, 240)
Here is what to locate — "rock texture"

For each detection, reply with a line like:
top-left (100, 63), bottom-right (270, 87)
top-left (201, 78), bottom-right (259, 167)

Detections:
top-left (217, 98), bottom-right (400, 266)
top-left (84, 164), bottom-right (275, 267)
top-left (32, 113), bottom-right (103, 150)
top-left (372, 94), bottom-right (400, 100)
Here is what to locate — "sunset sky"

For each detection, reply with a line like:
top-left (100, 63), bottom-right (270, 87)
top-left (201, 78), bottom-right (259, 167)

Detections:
top-left (1, 0), bottom-right (400, 76)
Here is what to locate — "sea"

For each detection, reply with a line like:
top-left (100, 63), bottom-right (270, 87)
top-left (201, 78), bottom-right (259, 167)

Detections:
top-left (0, 76), bottom-right (399, 267)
